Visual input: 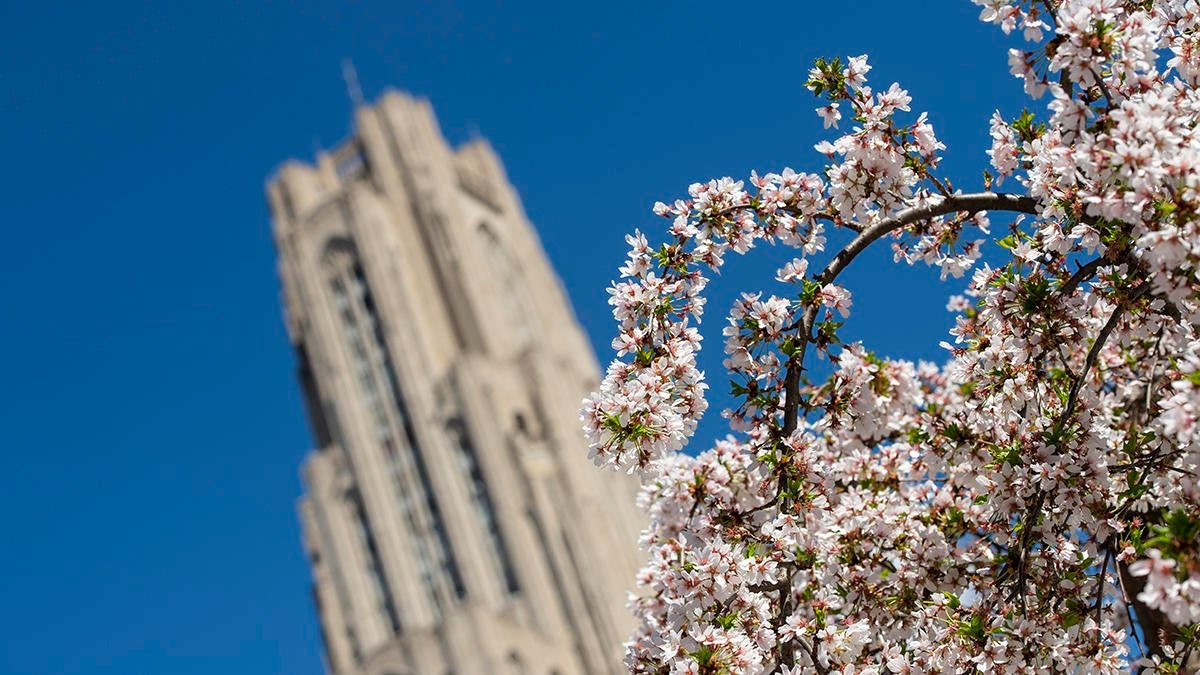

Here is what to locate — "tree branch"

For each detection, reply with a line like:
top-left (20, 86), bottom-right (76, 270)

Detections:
top-left (765, 191), bottom-right (1042, 667)
top-left (1059, 283), bottom-right (1150, 424)
top-left (1061, 256), bottom-right (1107, 296)
top-left (813, 192), bottom-right (1039, 288)
top-left (778, 192), bottom-right (1039, 437)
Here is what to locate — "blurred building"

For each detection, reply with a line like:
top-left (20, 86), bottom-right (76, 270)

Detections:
top-left (266, 91), bottom-right (643, 675)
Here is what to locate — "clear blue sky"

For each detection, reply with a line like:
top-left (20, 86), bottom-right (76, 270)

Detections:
top-left (0, 3), bottom-right (1023, 674)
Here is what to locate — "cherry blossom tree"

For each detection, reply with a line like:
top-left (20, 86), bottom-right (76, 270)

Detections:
top-left (581, 1), bottom-right (1200, 672)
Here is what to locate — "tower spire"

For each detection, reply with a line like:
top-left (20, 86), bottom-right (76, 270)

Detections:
top-left (341, 57), bottom-right (365, 109)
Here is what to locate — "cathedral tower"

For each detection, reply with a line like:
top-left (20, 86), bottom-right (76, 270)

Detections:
top-left (267, 91), bottom-right (643, 675)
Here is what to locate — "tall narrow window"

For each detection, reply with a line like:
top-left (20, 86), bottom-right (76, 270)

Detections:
top-left (348, 490), bottom-right (400, 633)
top-left (325, 237), bottom-right (464, 619)
top-left (447, 417), bottom-right (520, 595)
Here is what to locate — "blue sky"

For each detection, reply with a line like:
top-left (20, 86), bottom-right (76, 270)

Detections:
top-left (0, 2), bottom-right (1024, 673)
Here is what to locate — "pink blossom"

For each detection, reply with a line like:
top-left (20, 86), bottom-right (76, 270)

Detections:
top-left (585, 4), bottom-right (1200, 670)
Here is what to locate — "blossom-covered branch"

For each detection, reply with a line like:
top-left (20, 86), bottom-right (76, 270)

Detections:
top-left (582, 1), bottom-right (1200, 672)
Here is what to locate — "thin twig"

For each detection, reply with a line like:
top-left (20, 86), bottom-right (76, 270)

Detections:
top-left (1060, 256), bottom-right (1107, 296)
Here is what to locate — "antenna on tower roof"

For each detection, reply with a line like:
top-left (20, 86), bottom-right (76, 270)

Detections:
top-left (341, 58), bottom-right (365, 109)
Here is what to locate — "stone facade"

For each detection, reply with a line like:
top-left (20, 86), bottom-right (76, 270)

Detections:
top-left (267, 91), bottom-right (643, 675)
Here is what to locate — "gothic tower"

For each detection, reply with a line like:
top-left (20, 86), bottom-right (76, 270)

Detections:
top-left (267, 91), bottom-right (643, 675)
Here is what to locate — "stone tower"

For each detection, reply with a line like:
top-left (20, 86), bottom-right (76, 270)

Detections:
top-left (267, 91), bottom-right (643, 675)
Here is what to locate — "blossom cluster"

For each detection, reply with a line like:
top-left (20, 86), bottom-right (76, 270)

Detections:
top-left (582, 0), bottom-right (1200, 671)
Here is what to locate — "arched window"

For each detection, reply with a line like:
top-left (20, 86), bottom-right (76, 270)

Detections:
top-left (324, 238), bottom-right (465, 621)
top-left (478, 223), bottom-right (537, 346)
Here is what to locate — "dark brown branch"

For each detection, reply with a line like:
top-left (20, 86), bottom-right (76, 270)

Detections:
top-left (1094, 546), bottom-right (1113, 627)
top-left (795, 636), bottom-right (828, 675)
top-left (1119, 558), bottom-right (1172, 661)
top-left (1059, 283), bottom-right (1150, 424)
top-left (778, 192), bottom-right (1039, 437)
top-left (1090, 68), bottom-right (1116, 109)
top-left (1060, 256), bottom-right (1107, 296)
top-left (757, 192), bottom-right (1043, 667)
top-left (814, 192), bottom-right (1038, 288)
